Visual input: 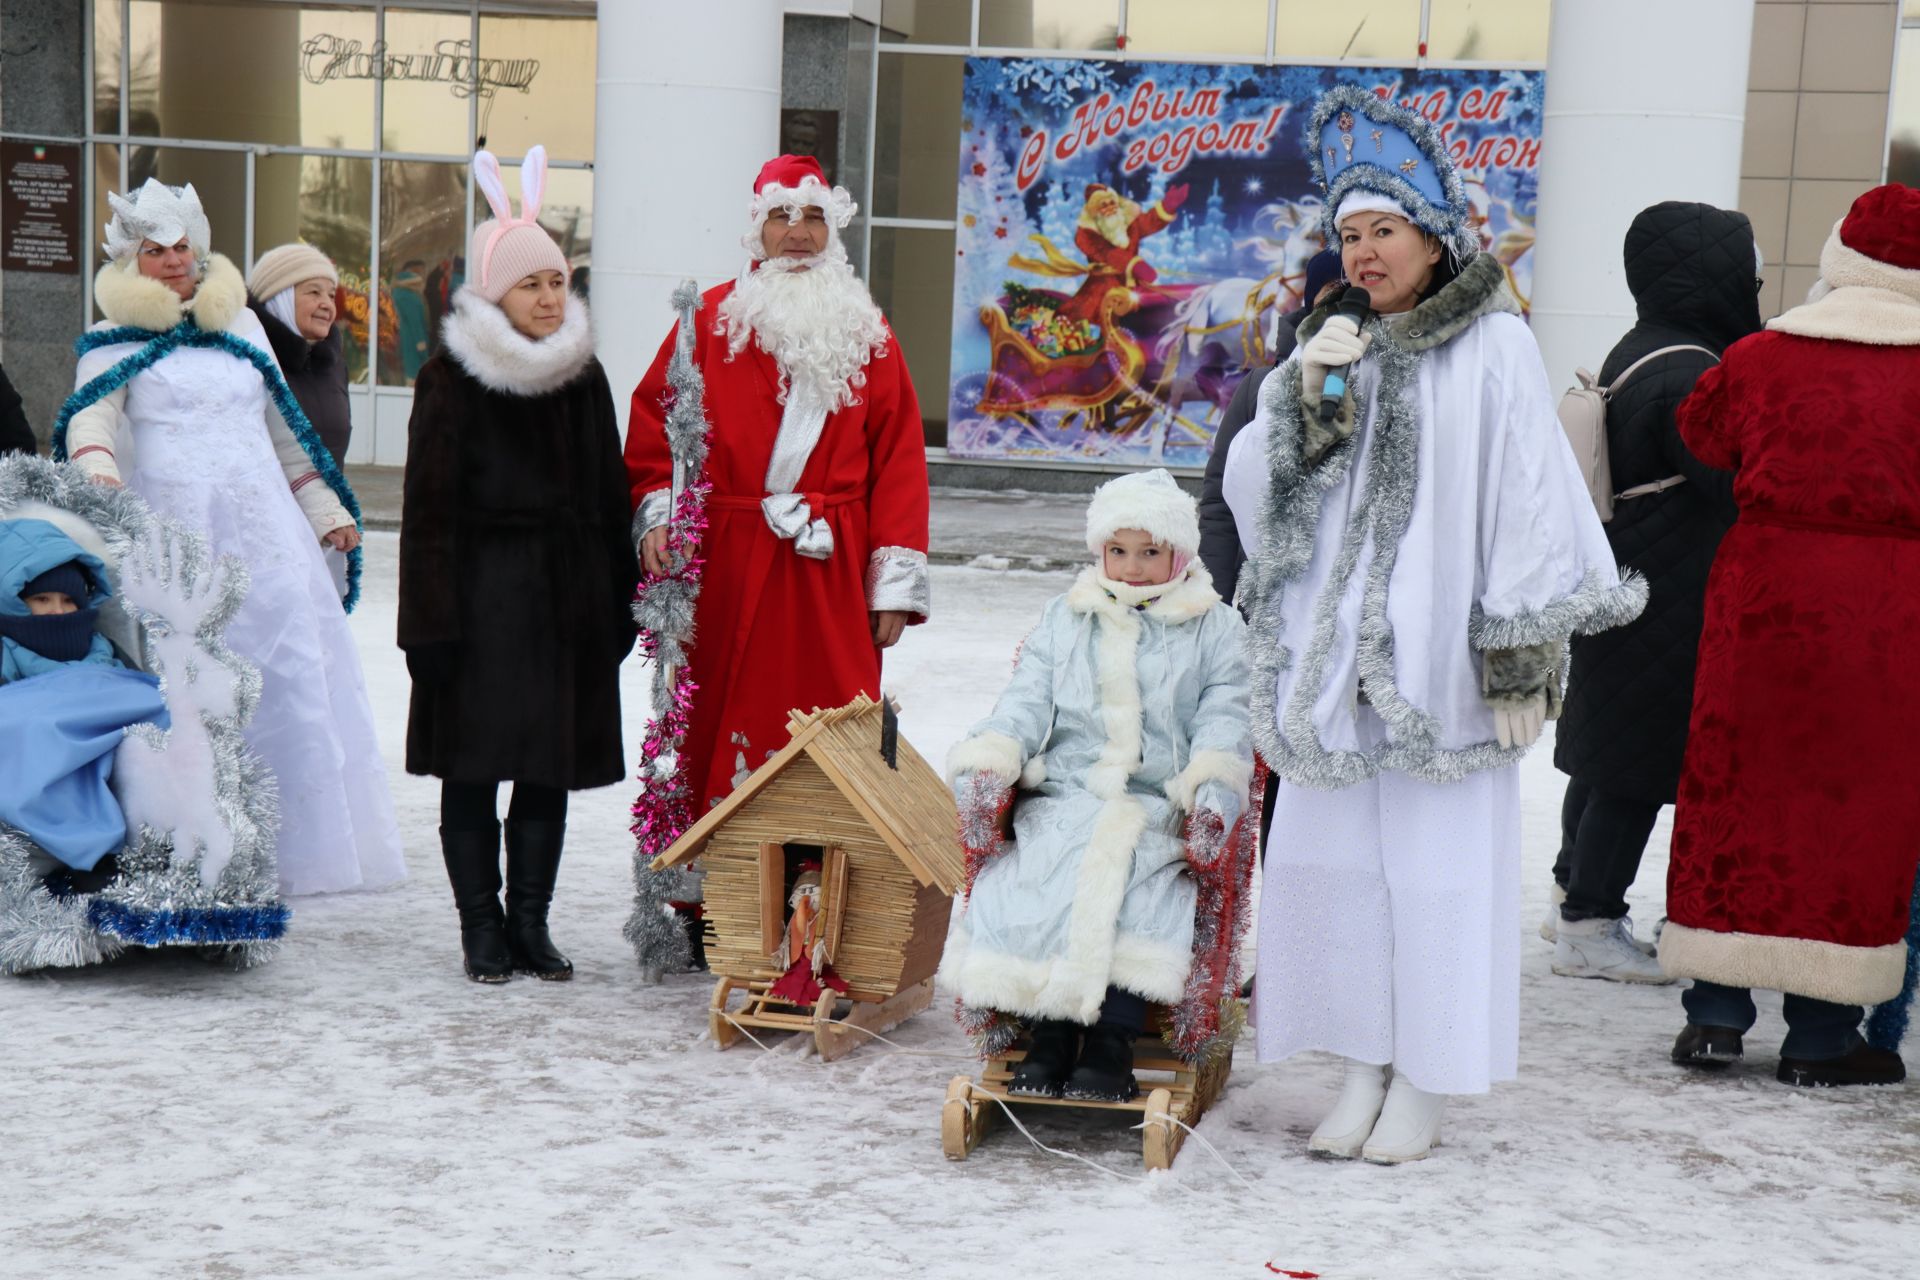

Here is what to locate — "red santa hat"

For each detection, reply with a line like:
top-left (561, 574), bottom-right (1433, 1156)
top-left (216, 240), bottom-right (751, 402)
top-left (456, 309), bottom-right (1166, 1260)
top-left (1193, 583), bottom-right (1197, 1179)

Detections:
top-left (1835, 183), bottom-right (1920, 273)
top-left (745, 154), bottom-right (857, 257)
top-left (1812, 183), bottom-right (1920, 306)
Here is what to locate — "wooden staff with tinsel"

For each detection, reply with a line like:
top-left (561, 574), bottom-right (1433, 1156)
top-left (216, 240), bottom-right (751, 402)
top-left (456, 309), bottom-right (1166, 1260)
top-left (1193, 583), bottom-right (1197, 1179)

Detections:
top-left (624, 280), bottom-right (714, 981)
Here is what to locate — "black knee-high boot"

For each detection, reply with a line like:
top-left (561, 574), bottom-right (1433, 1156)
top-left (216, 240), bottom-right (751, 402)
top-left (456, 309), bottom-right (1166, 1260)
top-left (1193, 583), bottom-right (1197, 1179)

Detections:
top-left (440, 823), bottom-right (512, 984)
top-left (504, 820), bottom-right (573, 980)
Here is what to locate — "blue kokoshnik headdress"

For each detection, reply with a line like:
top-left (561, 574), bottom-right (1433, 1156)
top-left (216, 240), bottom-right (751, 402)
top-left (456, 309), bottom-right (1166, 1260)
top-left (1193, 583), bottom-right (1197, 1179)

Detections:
top-left (1308, 84), bottom-right (1479, 263)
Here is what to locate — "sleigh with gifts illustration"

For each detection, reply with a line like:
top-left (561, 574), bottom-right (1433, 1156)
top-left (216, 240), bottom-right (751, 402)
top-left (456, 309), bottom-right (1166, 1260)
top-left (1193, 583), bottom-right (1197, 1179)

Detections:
top-left (646, 695), bottom-right (963, 1061)
top-left (975, 281), bottom-right (1192, 435)
top-left (0, 457), bottom-right (287, 975)
top-left (938, 764), bottom-right (1263, 1172)
top-left (976, 277), bottom-right (1258, 446)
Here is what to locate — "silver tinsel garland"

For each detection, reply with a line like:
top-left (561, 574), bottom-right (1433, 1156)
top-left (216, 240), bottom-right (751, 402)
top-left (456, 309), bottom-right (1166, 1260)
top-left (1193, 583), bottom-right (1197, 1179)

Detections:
top-left (0, 456), bottom-right (286, 974)
top-left (624, 280), bottom-right (712, 981)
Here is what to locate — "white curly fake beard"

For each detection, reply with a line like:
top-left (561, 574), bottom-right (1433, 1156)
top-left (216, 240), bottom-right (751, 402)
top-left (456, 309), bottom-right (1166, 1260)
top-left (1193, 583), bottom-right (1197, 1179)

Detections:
top-left (718, 240), bottom-right (890, 411)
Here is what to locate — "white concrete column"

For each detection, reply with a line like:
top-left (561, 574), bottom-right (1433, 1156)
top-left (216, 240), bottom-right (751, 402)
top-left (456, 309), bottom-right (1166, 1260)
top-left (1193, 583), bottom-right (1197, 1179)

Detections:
top-left (1529, 0), bottom-right (1756, 391)
top-left (593, 0), bottom-right (784, 430)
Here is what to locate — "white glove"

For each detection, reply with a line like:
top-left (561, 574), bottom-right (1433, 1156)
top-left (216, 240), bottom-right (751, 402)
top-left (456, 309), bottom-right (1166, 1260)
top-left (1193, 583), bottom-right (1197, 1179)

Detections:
top-left (1300, 315), bottom-right (1371, 400)
top-left (1493, 697), bottom-right (1547, 750)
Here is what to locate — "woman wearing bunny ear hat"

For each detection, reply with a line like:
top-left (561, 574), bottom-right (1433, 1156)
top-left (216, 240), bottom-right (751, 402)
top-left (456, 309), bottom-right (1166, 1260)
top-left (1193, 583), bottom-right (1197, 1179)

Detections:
top-left (1221, 87), bottom-right (1644, 1162)
top-left (52, 176), bottom-right (403, 899)
top-left (399, 146), bottom-right (640, 984)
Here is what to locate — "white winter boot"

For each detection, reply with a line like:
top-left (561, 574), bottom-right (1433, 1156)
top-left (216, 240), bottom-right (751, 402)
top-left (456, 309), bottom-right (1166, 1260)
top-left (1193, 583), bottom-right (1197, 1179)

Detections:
top-left (1539, 882), bottom-right (1567, 942)
top-left (1306, 1059), bottom-right (1389, 1159)
top-left (1552, 915), bottom-right (1673, 983)
top-left (1360, 1074), bottom-right (1447, 1164)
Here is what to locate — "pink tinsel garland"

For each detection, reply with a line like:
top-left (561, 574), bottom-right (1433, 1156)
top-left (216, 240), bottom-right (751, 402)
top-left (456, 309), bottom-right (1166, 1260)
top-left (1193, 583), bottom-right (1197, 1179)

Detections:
top-left (629, 478), bottom-right (711, 858)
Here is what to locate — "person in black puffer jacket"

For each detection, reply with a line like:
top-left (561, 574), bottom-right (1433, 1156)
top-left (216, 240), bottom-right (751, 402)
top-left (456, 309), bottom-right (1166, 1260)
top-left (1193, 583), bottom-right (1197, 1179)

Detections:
top-left (1198, 249), bottom-right (1343, 604)
top-left (1548, 201), bottom-right (1762, 983)
top-left (247, 244), bottom-right (352, 465)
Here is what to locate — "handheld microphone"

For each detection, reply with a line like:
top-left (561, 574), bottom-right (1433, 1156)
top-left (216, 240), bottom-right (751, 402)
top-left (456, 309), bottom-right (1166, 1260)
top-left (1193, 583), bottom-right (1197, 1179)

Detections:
top-left (1317, 285), bottom-right (1374, 426)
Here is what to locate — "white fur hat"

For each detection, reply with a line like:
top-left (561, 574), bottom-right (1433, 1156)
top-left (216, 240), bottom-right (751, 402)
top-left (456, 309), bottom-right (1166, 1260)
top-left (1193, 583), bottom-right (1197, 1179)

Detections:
top-left (1084, 468), bottom-right (1199, 557)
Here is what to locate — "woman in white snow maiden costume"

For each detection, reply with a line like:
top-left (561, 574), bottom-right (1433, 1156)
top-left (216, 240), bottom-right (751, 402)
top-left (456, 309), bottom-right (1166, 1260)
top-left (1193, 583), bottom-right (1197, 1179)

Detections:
top-left (1222, 86), bottom-right (1645, 1163)
top-left (0, 456), bottom-right (288, 974)
top-left (940, 470), bottom-right (1254, 1102)
top-left (52, 178), bottom-right (404, 899)
top-left (397, 148), bottom-right (639, 984)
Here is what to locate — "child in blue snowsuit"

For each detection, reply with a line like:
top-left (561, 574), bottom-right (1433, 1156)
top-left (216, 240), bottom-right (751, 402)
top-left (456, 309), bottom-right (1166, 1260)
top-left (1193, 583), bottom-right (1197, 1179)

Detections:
top-left (0, 517), bottom-right (168, 893)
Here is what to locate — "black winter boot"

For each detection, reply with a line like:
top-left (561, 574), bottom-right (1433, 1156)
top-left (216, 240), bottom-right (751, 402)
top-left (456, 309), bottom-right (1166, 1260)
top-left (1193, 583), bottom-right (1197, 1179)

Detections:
top-left (1064, 1023), bottom-right (1140, 1102)
top-left (1008, 1020), bottom-right (1081, 1098)
top-left (504, 820), bottom-right (573, 981)
top-left (676, 905), bottom-right (711, 972)
top-left (1671, 1023), bottom-right (1744, 1069)
top-left (1777, 1040), bottom-right (1906, 1088)
top-left (441, 825), bottom-right (512, 984)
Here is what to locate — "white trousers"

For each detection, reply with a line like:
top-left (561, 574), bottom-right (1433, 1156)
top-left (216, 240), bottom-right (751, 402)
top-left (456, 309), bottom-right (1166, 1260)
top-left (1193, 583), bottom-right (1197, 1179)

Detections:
top-left (1254, 762), bottom-right (1521, 1095)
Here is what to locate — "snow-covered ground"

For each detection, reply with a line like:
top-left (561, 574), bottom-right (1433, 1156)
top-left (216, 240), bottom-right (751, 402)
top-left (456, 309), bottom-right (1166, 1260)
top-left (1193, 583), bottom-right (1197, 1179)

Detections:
top-left (3, 533), bottom-right (1914, 1279)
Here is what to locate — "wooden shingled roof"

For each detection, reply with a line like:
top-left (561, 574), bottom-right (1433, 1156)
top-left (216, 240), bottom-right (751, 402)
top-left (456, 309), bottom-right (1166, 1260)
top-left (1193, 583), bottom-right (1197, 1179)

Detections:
top-left (649, 695), bottom-right (964, 892)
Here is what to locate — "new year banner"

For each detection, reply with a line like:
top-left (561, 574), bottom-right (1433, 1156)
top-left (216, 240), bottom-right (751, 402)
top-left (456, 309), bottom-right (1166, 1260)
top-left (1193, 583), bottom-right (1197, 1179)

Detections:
top-left (948, 59), bottom-right (1544, 466)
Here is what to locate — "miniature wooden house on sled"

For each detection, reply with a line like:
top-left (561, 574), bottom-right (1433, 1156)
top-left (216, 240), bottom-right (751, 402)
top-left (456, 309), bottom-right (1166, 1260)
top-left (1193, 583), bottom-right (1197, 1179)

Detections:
top-left (649, 695), bottom-right (962, 1061)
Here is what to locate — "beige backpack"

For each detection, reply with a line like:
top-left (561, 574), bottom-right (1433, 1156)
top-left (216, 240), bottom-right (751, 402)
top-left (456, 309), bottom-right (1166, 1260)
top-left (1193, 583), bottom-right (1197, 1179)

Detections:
top-left (1558, 344), bottom-right (1717, 522)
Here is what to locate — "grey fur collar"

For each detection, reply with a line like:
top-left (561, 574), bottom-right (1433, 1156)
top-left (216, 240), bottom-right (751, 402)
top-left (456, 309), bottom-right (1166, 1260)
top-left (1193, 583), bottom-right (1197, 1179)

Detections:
top-left (1242, 252), bottom-right (1643, 789)
top-left (442, 288), bottom-right (595, 397)
top-left (1299, 252), bottom-right (1518, 351)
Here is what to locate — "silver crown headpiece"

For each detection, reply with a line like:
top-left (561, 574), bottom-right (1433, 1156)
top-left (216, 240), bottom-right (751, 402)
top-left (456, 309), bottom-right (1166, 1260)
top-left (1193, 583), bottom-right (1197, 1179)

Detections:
top-left (103, 178), bottom-right (211, 264)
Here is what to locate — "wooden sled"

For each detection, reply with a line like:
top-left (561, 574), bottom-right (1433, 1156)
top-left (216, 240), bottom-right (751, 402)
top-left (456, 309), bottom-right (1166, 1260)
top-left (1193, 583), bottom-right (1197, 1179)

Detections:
top-left (941, 1009), bottom-right (1235, 1171)
top-left (710, 973), bottom-right (935, 1063)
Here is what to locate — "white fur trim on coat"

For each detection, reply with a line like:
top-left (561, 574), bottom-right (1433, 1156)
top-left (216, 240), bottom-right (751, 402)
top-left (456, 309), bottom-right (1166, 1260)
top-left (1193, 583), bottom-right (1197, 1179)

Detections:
top-left (1767, 219), bottom-right (1920, 346)
top-left (1658, 920), bottom-right (1909, 1006)
top-left (1066, 572), bottom-right (1146, 803)
top-left (441, 288), bottom-right (595, 397)
top-left (1065, 563), bottom-right (1220, 627)
top-left (955, 793), bottom-right (1154, 1024)
top-left (1165, 749), bottom-right (1255, 813)
top-left (94, 252), bottom-right (247, 335)
top-left (946, 730), bottom-right (1024, 786)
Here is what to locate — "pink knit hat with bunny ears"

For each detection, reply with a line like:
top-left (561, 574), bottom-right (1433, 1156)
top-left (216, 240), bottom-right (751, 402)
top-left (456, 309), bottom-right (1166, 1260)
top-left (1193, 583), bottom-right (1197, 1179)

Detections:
top-left (469, 145), bottom-right (569, 303)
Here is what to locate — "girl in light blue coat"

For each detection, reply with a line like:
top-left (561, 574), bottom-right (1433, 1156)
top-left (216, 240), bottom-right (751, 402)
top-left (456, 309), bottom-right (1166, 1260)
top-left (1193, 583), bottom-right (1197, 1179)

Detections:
top-left (939, 470), bottom-right (1252, 1102)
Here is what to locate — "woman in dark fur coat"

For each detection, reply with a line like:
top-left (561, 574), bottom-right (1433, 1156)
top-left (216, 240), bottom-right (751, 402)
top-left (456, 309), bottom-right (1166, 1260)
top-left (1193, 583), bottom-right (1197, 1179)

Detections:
top-left (399, 145), bottom-right (640, 984)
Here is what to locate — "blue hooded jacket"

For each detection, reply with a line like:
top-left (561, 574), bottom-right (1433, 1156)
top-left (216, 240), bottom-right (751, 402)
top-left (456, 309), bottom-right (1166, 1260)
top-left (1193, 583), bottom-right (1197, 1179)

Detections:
top-left (0, 517), bottom-right (167, 871)
top-left (0, 517), bottom-right (121, 682)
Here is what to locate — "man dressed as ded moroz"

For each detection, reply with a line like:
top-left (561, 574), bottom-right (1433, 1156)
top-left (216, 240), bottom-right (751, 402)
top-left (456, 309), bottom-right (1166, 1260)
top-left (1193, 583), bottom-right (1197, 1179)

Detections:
top-left (624, 155), bottom-right (932, 958)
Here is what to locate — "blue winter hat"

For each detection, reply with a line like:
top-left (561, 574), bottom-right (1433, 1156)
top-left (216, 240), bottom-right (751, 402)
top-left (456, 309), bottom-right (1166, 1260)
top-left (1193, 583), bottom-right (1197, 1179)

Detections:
top-left (22, 562), bottom-right (93, 605)
top-left (1308, 85), bottom-right (1478, 262)
top-left (1300, 249), bottom-right (1344, 308)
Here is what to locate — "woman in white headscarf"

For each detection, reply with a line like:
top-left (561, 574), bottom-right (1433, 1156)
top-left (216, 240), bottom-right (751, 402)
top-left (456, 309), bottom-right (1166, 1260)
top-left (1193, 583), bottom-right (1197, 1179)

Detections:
top-left (55, 179), bottom-right (404, 898)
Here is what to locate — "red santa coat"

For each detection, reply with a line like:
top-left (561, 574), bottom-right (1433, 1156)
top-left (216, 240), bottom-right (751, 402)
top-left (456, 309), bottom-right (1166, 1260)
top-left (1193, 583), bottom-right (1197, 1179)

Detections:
top-left (1660, 328), bottom-right (1920, 1006)
top-left (625, 280), bottom-right (930, 812)
top-left (1055, 201), bottom-right (1177, 325)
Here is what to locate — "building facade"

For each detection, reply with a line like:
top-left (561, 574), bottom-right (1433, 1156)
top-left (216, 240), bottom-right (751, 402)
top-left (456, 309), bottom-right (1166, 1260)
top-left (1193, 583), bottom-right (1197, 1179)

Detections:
top-left (0, 0), bottom-right (1909, 480)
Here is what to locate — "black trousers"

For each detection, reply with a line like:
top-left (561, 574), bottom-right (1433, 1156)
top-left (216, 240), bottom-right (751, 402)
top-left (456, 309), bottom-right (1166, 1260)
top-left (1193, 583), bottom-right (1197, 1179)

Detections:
top-left (440, 780), bottom-right (568, 833)
top-left (1553, 778), bottom-right (1661, 922)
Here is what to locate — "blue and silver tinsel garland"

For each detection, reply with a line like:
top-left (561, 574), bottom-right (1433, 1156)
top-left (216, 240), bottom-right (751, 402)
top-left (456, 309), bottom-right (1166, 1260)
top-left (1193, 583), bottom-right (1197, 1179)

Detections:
top-left (51, 318), bottom-right (364, 612)
top-left (0, 455), bottom-right (288, 975)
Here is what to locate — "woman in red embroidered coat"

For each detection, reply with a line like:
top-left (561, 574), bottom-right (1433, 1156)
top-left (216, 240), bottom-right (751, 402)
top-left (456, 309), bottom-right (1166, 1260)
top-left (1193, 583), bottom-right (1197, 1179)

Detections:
top-left (625, 156), bottom-right (931, 816)
top-left (1661, 184), bottom-right (1920, 1086)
